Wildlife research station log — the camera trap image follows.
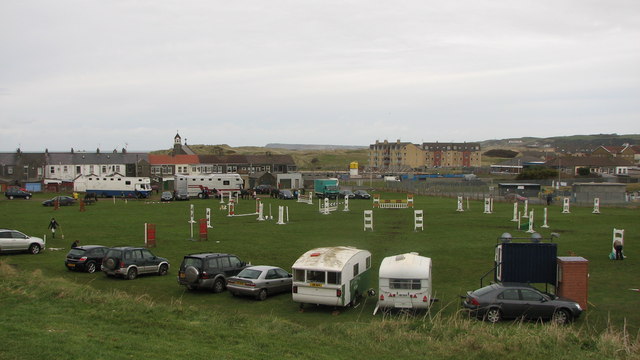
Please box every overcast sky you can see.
[1,1,638,152]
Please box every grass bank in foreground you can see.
[1,263,637,360]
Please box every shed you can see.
[572,182,626,205]
[498,183,542,198]
[276,173,303,189]
[557,256,589,310]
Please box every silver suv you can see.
[102,247,170,280]
[0,229,45,254]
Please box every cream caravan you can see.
[374,252,432,314]
[292,246,372,308]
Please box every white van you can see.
[375,252,432,314]
[292,246,372,308]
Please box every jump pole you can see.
[511,202,518,222]
[206,208,212,228]
[541,207,550,228]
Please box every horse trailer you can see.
[292,246,372,308]
[174,174,244,198]
[375,252,432,314]
[73,175,152,198]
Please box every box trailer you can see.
[73,175,152,198]
[174,174,244,198]
[292,246,372,308]
[375,252,432,314]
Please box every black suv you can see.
[177,253,247,292]
[4,187,32,200]
[102,247,170,280]
[65,245,109,273]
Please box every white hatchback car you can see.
[0,229,46,254]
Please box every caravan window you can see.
[294,269,305,281]
[327,271,341,285]
[389,279,421,290]
[307,270,325,283]
[125,181,131,185]
[353,264,359,276]
[366,256,371,269]
[223,180,230,185]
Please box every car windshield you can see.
[237,269,262,279]
[68,248,86,256]
[181,257,203,269]
[473,284,499,296]
[105,249,122,258]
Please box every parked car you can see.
[5,187,32,200]
[462,282,582,324]
[42,196,76,207]
[353,190,371,199]
[339,189,356,199]
[278,189,294,200]
[160,191,174,202]
[101,247,170,280]
[177,253,247,292]
[65,245,109,273]
[227,266,293,300]
[0,229,45,254]
[175,190,189,201]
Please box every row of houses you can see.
[368,140,482,171]
[0,134,297,190]
[490,144,640,177]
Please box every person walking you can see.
[48,217,60,239]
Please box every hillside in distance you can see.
[152,134,639,170]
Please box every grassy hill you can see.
[1,192,639,359]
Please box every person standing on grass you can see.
[48,217,59,239]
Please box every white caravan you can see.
[174,174,244,198]
[73,175,152,198]
[374,252,432,314]
[292,246,372,308]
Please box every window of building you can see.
[50,166,55,174]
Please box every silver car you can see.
[0,229,45,254]
[227,266,292,301]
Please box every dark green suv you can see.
[102,247,170,280]
[177,253,247,292]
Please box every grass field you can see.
[1,192,639,359]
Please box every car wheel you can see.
[198,193,203,199]
[126,267,138,280]
[86,261,97,274]
[158,264,168,276]
[8,195,14,200]
[186,284,196,291]
[552,309,571,325]
[257,289,268,301]
[28,244,41,255]
[212,278,225,293]
[25,195,31,200]
[485,308,501,323]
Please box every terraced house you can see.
[368,140,482,171]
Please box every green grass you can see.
[1,192,639,358]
